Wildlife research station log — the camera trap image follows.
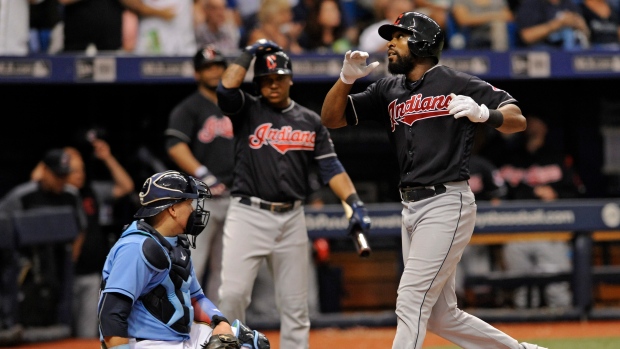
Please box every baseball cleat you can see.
[520,342,548,349]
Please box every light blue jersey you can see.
[99,221,205,341]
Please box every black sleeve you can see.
[216,82,246,115]
[99,292,133,338]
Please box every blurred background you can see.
[2,0,620,345]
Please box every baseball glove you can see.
[202,334,241,349]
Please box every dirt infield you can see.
[9,320,620,349]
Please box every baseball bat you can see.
[341,200,372,258]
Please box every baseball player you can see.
[97,170,269,349]
[321,11,546,349]
[215,39,371,349]
[165,46,234,304]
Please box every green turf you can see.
[425,337,620,348]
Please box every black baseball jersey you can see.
[221,92,339,202]
[165,91,234,187]
[346,65,517,187]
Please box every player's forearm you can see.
[496,104,526,134]
[327,172,357,202]
[168,143,203,176]
[221,64,247,89]
[221,51,252,88]
[321,80,352,128]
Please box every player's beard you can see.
[200,81,218,92]
[388,52,415,75]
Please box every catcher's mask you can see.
[378,11,445,62]
[134,170,211,248]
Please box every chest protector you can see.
[123,222,194,334]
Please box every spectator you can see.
[451,0,514,50]
[164,46,233,304]
[97,170,269,349]
[500,115,582,309]
[195,0,241,55]
[580,0,620,49]
[29,0,62,54]
[30,139,135,338]
[0,0,34,55]
[0,148,87,344]
[59,0,175,53]
[216,40,371,349]
[414,0,453,31]
[515,0,590,49]
[133,0,196,55]
[298,0,353,53]
[358,0,414,53]
[245,0,304,54]
[122,8,139,53]
[227,0,261,50]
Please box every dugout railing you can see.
[289,198,620,329]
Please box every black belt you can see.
[237,196,300,213]
[400,184,446,202]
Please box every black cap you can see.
[193,46,227,71]
[42,148,71,177]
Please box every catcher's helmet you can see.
[193,46,227,71]
[253,51,293,80]
[134,170,211,219]
[378,11,445,61]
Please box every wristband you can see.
[340,72,355,85]
[195,165,208,178]
[345,193,362,207]
[486,109,504,128]
[234,51,254,70]
[210,315,230,329]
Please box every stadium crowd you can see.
[1,0,619,56]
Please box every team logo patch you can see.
[249,123,316,154]
[266,55,277,70]
[388,94,452,131]
[198,115,234,143]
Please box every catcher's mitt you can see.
[202,334,241,349]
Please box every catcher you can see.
[97,170,269,349]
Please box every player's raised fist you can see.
[340,50,380,84]
[244,39,282,57]
[448,93,489,123]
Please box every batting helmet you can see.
[378,11,445,61]
[253,51,293,80]
[193,46,227,71]
[134,170,211,219]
